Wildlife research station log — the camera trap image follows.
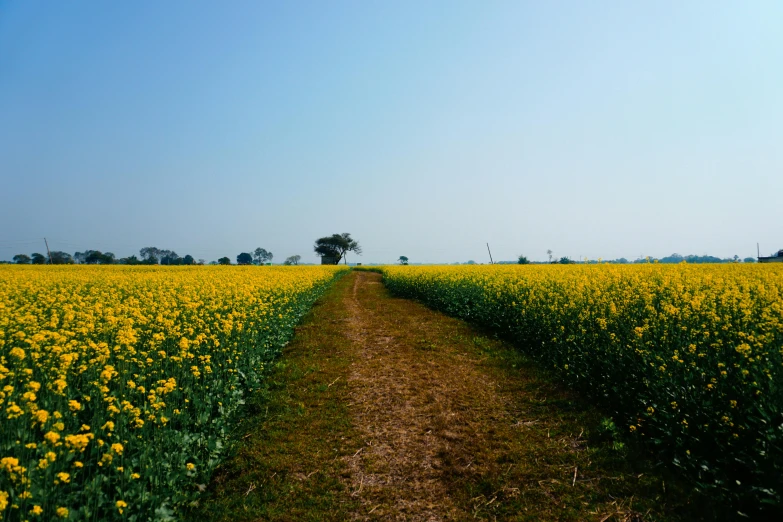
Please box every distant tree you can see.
[744,257,756,263]
[465,260,476,265]
[547,249,553,263]
[183,255,195,265]
[31,253,46,264]
[253,248,273,265]
[283,255,301,265]
[517,255,530,265]
[140,247,161,264]
[217,257,231,265]
[80,250,113,264]
[159,250,180,265]
[120,255,141,265]
[50,251,73,264]
[85,250,103,264]
[398,256,409,265]
[237,252,253,265]
[314,233,361,265]
[198,259,206,265]
[558,256,573,264]
[13,254,31,264]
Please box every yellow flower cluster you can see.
[381,263,783,508]
[0,264,346,519]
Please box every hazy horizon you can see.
[2,1,781,264]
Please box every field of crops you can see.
[381,264,783,514]
[0,265,347,521]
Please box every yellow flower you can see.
[186,462,195,470]
[116,499,128,514]
[44,431,60,444]
[33,410,49,425]
[0,457,19,472]
[56,507,69,518]
[30,504,43,516]
[55,472,70,484]
[65,434,91,452]
[0,491,9,511]
[111,443,123,455]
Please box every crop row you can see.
[0,265,347,521]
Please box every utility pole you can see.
[486,243,494,264]
[757,243,760,259]
[44,238,52,264]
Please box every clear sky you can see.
[1,0,781,264]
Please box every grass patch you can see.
[187,275,362,521]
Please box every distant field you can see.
[380,263,783,515]
[0,265,347,520]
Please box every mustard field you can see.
[381,263,783,513]
[0,265,347,520]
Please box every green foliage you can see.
[253,248,273,265]
[49,251,73,264]
[314,233,361,265]
[517,255,530,265]
[217,257,231,265]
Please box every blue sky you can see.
[1,0,781,263]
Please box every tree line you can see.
[8,232,362,266]
[515,252,757,265]
[9,246,285,266]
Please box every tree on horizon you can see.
[314,233,361,265]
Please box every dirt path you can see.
[196,271,694,522]
[342,271,521,519]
